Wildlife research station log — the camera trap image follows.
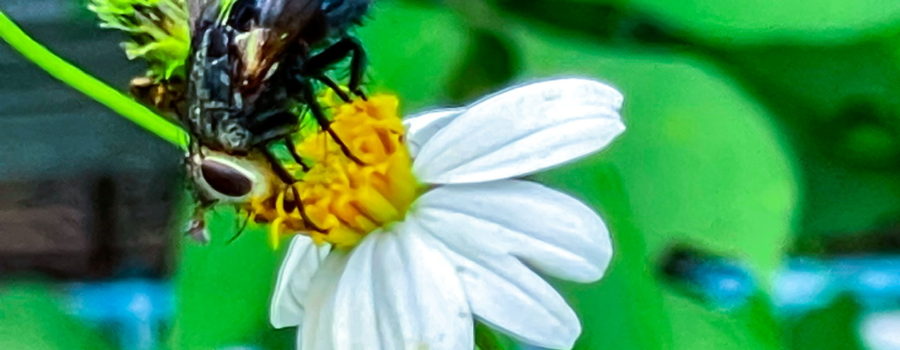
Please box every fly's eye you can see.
[200,159,254,197]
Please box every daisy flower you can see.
[266,78,625,349]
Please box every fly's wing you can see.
[218,0,322,97]
[257,0,322,30]
[183,0,323,141]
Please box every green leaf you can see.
[447,28,520,103]
[566,0,900,44]
[713,40,900,241]
[0,283,114,350]
[358,0,469,111]
[786,296,865,350]
[169,207,294,350]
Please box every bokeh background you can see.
[1,0,900,349]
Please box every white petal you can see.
[300,250,349,350]
[409,180,611,348]
[328,233,381,349]
[862,311,900,350]
[423,231,581,349]
[403,108,463,157]
[330,225,474,350]
[413,78,625,184]
[270,235,331,328]
[414,180,612,282]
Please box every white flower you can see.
[270,78,625,349]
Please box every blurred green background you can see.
[2,0,900,349]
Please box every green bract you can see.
[89,0,190,80]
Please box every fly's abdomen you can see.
[187,25,253,153]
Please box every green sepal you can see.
[89,0,190,81]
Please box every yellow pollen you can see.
[249,95,419,249]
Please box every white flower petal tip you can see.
[436,248,583,349]
[413,78,626,184]
[415,180,613,283]
[270,235,330,329]
[410,180,611,348]
[403,108,463,157]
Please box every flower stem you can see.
[0,9,189,150]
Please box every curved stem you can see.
[0,9,189,150]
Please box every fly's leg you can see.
[185,198,214,244]
[226,212,253,244]
[248,118,311,173]
[298,80,364,164]
[262,147,325,232]
[227,138,311,243]
[246,112,311,175]
[315,74,351,103]
[301,36,367,99]
[286,37,365,163]
[185,140,213,244]
[288,184,321,232]
[247,111,298,145]
[284,136,311,172]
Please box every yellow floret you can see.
[249,95,420,249]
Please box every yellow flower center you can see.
[250,95,419,249]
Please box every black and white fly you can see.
[93,0,374,241]
[183,0,373,240]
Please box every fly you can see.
[183,0,373,241]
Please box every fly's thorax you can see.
[185,24,244,153]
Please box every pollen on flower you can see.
[249,95,420,249]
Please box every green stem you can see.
[0,9,189,150]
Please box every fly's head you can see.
[186,147,275,205]
[182,146,278,243]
